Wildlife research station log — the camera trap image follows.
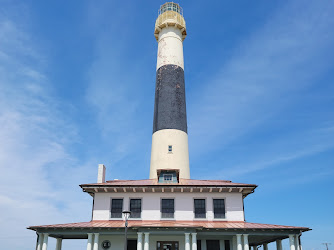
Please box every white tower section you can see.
[150,3,190,179]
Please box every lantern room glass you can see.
[159,2,183,16]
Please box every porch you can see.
[28,220,310,250]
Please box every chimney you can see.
[97,164,106,183]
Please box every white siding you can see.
[93,192,244,221]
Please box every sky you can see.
[0,0,333,249]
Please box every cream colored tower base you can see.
[150,129,190,179]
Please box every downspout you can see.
[91,193,95,221]
[242,197,245,221]
[242,189,255,222]
[35,231,39,250]
[298,232,302,250]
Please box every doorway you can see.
[127,240,137,250]
[206,240,220,250]
[157,241,179,250]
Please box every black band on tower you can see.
[153,64,187,134]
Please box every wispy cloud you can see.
[218,126,334,179]
[188,0,334,155]
[83,1,154,178]
[0,7,91,250]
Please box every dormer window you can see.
[168,145,173,153]
[157,170,179,183]
[163,174,173,182]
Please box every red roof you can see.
[80,179,257,187]
[28,220,309,231]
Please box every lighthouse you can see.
[149,2,190,179]
[29,4,311,249]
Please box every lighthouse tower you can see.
[149,2,190,179]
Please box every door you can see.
[206,240,220,250]
[127,240,137,250]
[157,241,179,250]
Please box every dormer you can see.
[157,169,179,183]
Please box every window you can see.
[158,170,178,183]
[168,145,172,153]
[164,174,173,182]
[213,199,225,218]
[130,199,141,218]
[110,199,123,218]
[161,199,174,218]
[194,199,206,218]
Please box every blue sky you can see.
[0,0,333,249]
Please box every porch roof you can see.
[28,220,310,232]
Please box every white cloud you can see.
[83,3,154,177]
[218,126,334,179]
[188,0,334,155]
[0,10,91,250]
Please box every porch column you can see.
[185,233,190,250]
[289,235,296,250]
[144,233,150,250]
[295,235,300,250]
[93,233,99,250]
[243,235,249,250]
[236,235,242,250]
[137,232,143,250]
[87,233,93,250]
[55,238,62,250]
[42,233,49,250]
[232,236,237,250]
[201,239,207,250]
[192,233,197,250]
[276,240,282,250]
[37,233,44,250]
[263,243,268,250]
